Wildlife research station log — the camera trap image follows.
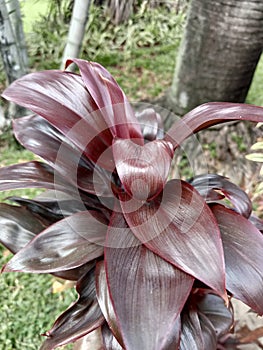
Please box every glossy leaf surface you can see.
[105,211,193,350]
[166,102,263,149]
[120,179,226,297]
[2,70,113,166]
[0,203,45,253]
[67,59,143,142]
[189,174,252,218]
[135,108,164,141]
[180,306,217,350]
[96,261,124,348]
[40,266,104,350]
[0,161,74,194]
[211,204,263,315]
[113,138,173,200]
[14,115,112,196]
[8,196,85,223]
[3,211,107,273]
[197,293,233,338]
[101,322,124,350]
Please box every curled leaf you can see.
[166,102,263,149]
[189,174,252,218]
[113,138,173,200]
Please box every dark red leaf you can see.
[104,211,193,350]
[0,161,75,194]
[2,70,114,167]
[165,102,263,149]
[52,262,95,281]
[136,108,164,141]
[211,204,263,315]
[40,266,104,350]
[8,196,86,224]
[3,211,107,273]
[179,307,203,350]
[13,115,112,196]
[180,306,217,350]
[96,261,124,348]
[120,179,226,298]
[189,174,252,218]
[0,203,45,254]
[197,293,233,338]
[113,138,173,200]
[249,214,263,233]
[101,321,124,350]
[67,59,143,142]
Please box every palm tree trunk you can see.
[106,0,135,24]
[167,0,263,116]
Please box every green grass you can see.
[0,245,76,350]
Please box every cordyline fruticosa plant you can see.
[1,59,263,350]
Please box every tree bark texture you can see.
[5,0,28,69]
[0,0,29,121]
[167,0,263,115]
[106,0,135,24]
[0,0,28,83]
[60,0,91,70]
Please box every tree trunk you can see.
[0,0,29,121]
[106,0,135,24]
[167,0,263,116]
[5,0,28,69]
[0,0,28,83]
[60,0,91,71]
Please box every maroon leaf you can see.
[40,266,104,350]
[120,179,226,298]
[8,196,86,224]
[179,307,203,350]
[249,214,263,233]
[211,204,263,315]
[67,59,143,142]
[3,211,107,273]
[2,70,114,167]
[101,323,124,350]
[52,262,95,281]
[197,293,233,338]
[113,138,173,200]
[13,115,112,196]
[136,108,164,141]
[0,203,45,254]
[165,102,263,149]
[189,174,252,218]
[96,261,124,348]
[0,161,75,194]
[104,211,193,350]
[180,306,217,350]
